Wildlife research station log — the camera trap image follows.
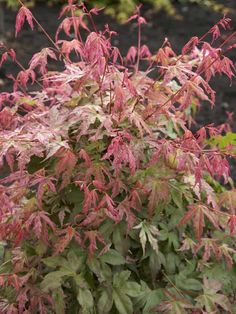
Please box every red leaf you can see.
[84,230,105,258]
[102,133,136,175]
[228,215,236,235]
[25,211,55,239]
[179,204,219,240]
[79,149,91,166]
[55,149,77,177]
[54,226,75,255]
[15,6,34,37]
[0,107,14,130]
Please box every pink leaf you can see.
[0,52,8,67]
[126,46,137,63]
[29,48,57,75]
[140,45,151,58]
[15,6,34,37]
[228,215,236,235]
[182,36,199,55]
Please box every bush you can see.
[0,2,236,313]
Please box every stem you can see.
[162,271,186,298]
[135,21,141,74]
[17,0,67,61]
[1,43,43,89]
[81,2,98,33]
[71,9,78,41]
[0,260,11,272]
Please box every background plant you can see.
[0,0,231,20]
[0,1,236,313]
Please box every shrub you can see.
[0,1,236,313]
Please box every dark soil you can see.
[0,0,236,177]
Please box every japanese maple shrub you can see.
[0,1,236,313]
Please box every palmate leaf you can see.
[15,6,34,36]
[219,189,236,212]
[112,271,142,314]
[175,273,202,291]
[113,289,133,314]
[100,249,126,265]
[97,289,113,314]
[77,288,94,312]
[52,288,66,314]
[196,278,232,313]
[178,203,219,240]
[133,221,159,255]
[40,269,73,292]
[156,299,194,314]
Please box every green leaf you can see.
[167,232,180,249]
[77,288,94,310]
[40,270,72,292]
[176,276,202,291]
[52,288,66,314]
[87,258,112,282]
[143,289,164,313]
[208,132,236,150]
[149,251,163,281]
[99,220,115,241]
[67,250,84,272]
[196,294,216,312]
[64,184,84,205]
[171,187,183,209]
[184,278,202,291]
[73,273,88,289]
[97,289,113,314]
[133,221,159,255]
[113,224,129,255]
[140,227,147,255]
[42,256,66,268]
[165,252,179,274]
[87,257,101,276]
[113,271,131,288]
[35,240,47,256]
[123,282,141,297]
[0,242,6,262]
[113,288,133,314]
[100,249,126,265]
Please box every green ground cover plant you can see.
[0,1,236,313]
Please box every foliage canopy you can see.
[0,1,236,313]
